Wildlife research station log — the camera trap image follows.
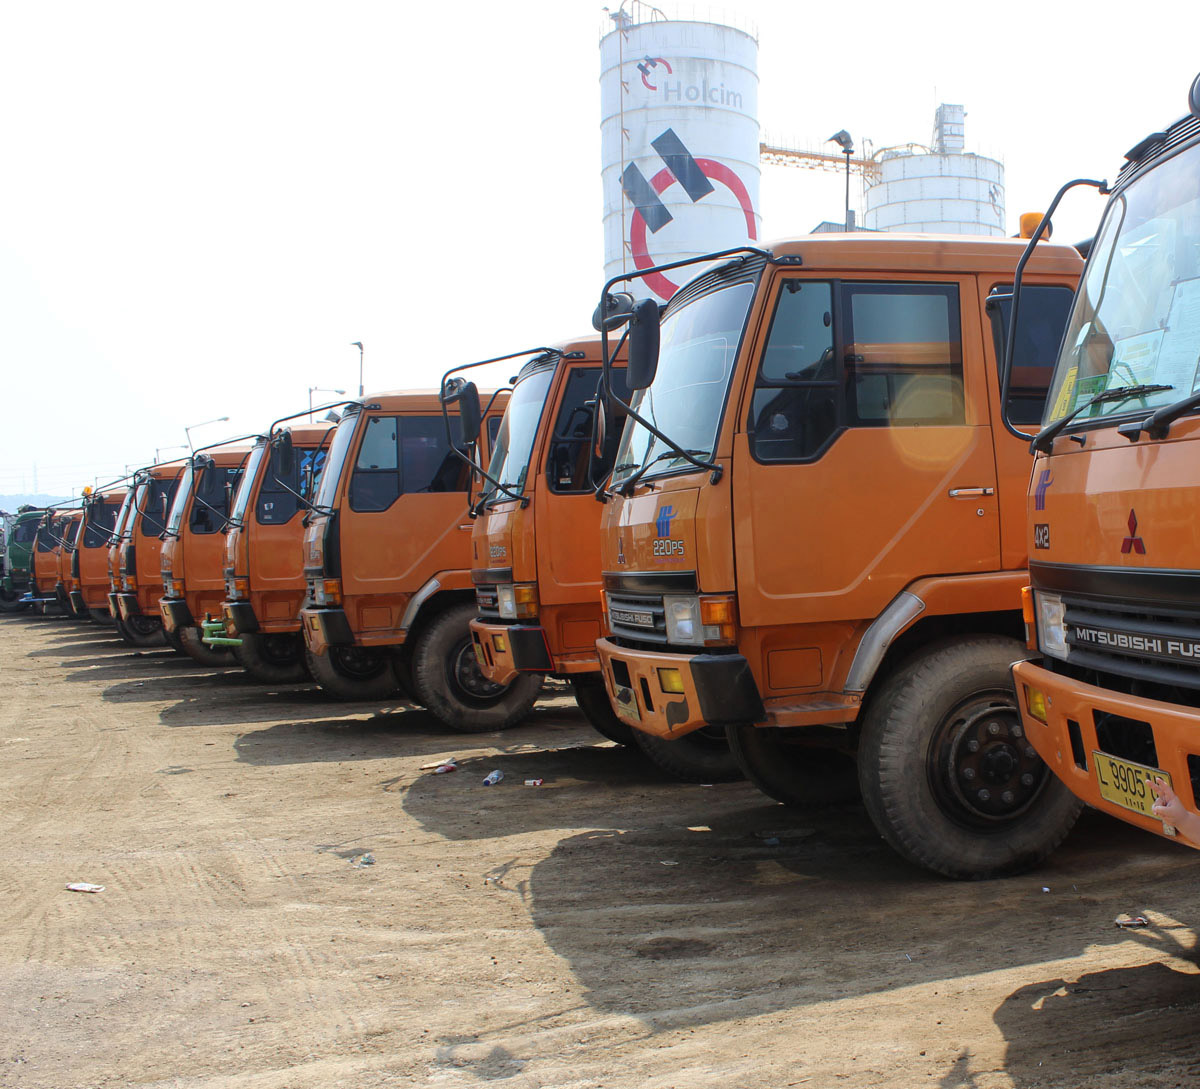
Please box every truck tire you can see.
[233,632,308,684]
[393,650,422,706]
[304,645,399,701]
[118,613,167,648]
[178,624,236,667]
[571,676,636,746]
[857,635,1083,880]
[0,587,30,613]
[632,726,743,783]
[727,725,859,806]
[412,602,541,732]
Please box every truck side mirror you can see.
[592,291,635,332]
[274,431,295,475]
[626,297,661,390]
[456,381,482,445]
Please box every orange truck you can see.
[216,418,335,682]
[1012,76,1200,849]
[111,460,186,647]
[26,508,77,614]
[56,509,85,616]
[448,337,740,779]
[70,484,128,622]
[593,232,1085,878]
[298,390,543,730]
[159,442,254,664]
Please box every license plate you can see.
[612,682,640,724]
[1093,751,1171,819]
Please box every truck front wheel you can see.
[118,613,167,648]
[0,586,30,613]
[412,602,541,732]
[857,635,1082,880]
[179,624,236,667]
[727,725,859,806]
[234,632,309,684]
[571,676,636,746]
[632,726,743,783]
[304,645,399,700]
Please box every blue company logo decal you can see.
[1033,469,1054,512]
[655,505,676,537]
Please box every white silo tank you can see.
[600,12,761,302]
[864,104,1005,237]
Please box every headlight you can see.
[1036,591,1068,660]
[664,594,736,647]
[497,583,538,620]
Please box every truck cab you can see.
[1013,82,1200,849]
[159,443,252,664]
[54,511,84,615]
[218,420,334,682]
[299,390,542,731]
[112,460,186,647]
[595,233,1084,878]
[28,510,75,613]
[71,485,127,622]
[1,507,43,612]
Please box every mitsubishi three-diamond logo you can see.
[1121,508,1146,555]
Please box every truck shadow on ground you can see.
[405,746,1200,1032]
[232,703,609,766]
[993,929,1200,1086]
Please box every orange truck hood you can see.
[599,484,700,577]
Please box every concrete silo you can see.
[600,6,761,301]
[865,104,1006,236]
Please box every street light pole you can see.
[351,341,364,397]
[307,386,347,422]
[827,129,855,232]
[184,416,230,451]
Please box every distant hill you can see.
[0,494,72,514]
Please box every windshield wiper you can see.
[1030,383,1175,453]
[616,448,709,496]
[1117,384,1200,442]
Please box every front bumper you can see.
[1013,658,1200,843]
[115,593,140,620]
[222,600,259,635]
[68,590,87,614]
[300,606,355,653]
[595,637,766,739]
[159,596,194,633]
[470,619,553,685]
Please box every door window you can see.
[349,415,466,512]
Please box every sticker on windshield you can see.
[1158,278,1200,392]
[1049,365,1077,422]
[1108,330,1164,389]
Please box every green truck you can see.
[1,507,43,612]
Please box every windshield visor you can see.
[484,367,554,501]
[1046,140,1200,426]
[612,279,755,484]
[313,407,360,511]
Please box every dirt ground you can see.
[2,612,1199,1089]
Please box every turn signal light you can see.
[1020,585,1036,650]
[233,577,250,596]
[1025,685,1048,723]
[322,578,343,606]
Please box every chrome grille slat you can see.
[607,590,668,644]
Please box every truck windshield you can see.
[113,490,135,541]
[82,500,119,548]
[1045,140,1200,427]
[13,519,39,545]
[230,443,267,525]
[314,406,360,511]
[612,278,756,485]
[484,366,555,501]
[139,476,179,536]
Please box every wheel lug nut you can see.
[1002,790,1014,803]
[1021,773,1034,786]
[978,789,991,801]
[1012,725,1024,738]
[988,721,1001,736]
[967,739,980,753]
[962,767,976,780]
[1025,745,1038,759]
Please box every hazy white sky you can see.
[2,0,1197,494]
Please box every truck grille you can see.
[606,590,667,644]
[1063,595,1200,691]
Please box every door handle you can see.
[948,487,995,498]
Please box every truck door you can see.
[732,274,1001,642]
[339,413,470,624]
